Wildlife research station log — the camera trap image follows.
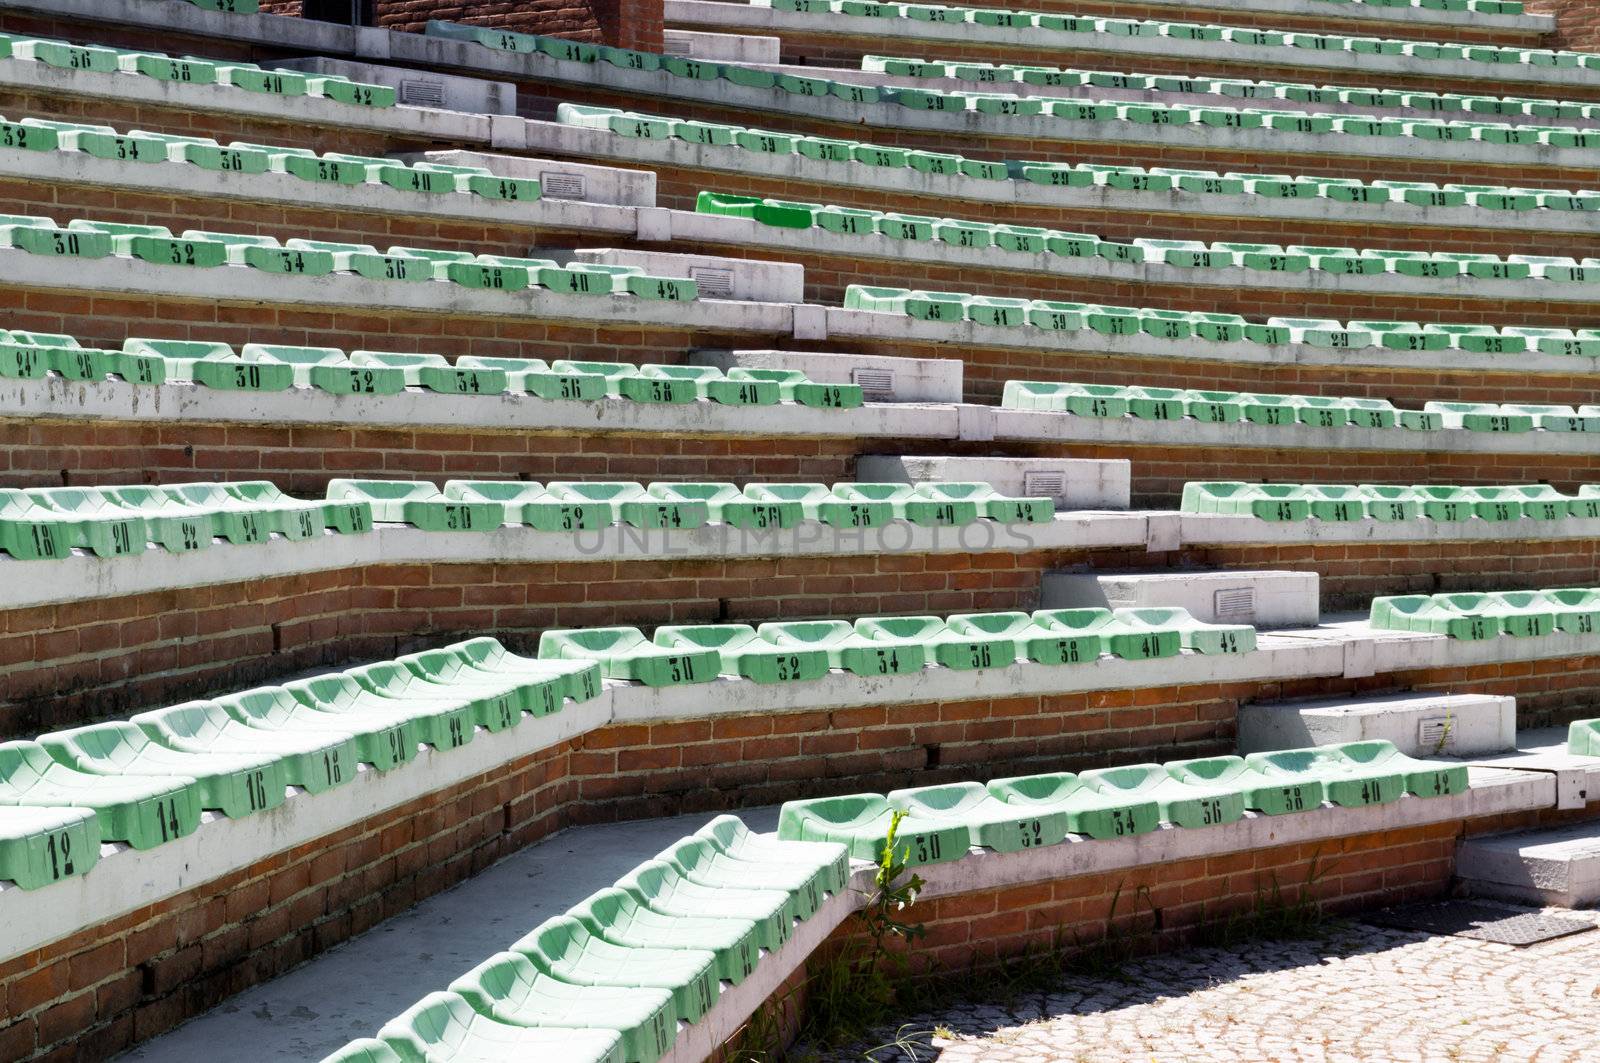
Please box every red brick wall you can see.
[1528,0,1600,51]
[255,0,663,49]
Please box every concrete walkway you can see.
[121,806,780,1062]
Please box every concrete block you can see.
[275,56,516,115]
[1041,569,1319,627]
[853,455,1130,511]
[662,29,780,64]
[413,149,656,206]
[689,349,960,403]
[1457,824,1600,907]
[1238,692,1516,757]
[560,248,803,303]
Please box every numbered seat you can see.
[666,829,842,920]
[448,951,676,1063]
[347,351,507,395]
[1244,746,1404,807]
[539,627,718,687]
[641,365,780,406]
[1567,718,1600,756]
[68,221,229,268]
[39,722,284,819]
[215,685,417,774]
[1168,755,1323,816]
[653,624,829,684]
[620,857,794,951]
[122,338,289,391]
[286,672,473,754]
[756,619,928,676]
[943,611,1082,666]
[445,636,603,704]
[282,239,432,280]
[646,483,803,529]
[777,792,969,866]
[1077,763,1246,830]
[542,482,709,530]
[226,480,371,535]
[166,482,316,542]
[186,233,335,277]
[889,781,1069,853]
[1533,589,1600,633]
[1333,740,1466,798]
[325,480,502,532]
[0,740,200,849]
[742,484,893,528]
[1181,482,1311,521]
[0,805,100,889]
[392,647,553,730]
[854,615,1017,671]
[548,361,694,404]
[723,368,863,409]
[568,886,761,985]
[832,482,979,526]
[22,487,147,557]
[94,486,217,553]
[1026,608,1123,661]
[132,700,356,795]
[343,663,481,750]
[377,991,623,1063]
[912,482,1053,523]
[455,356,608,401]
[512,916,720,1023]
[1423,402,1534,433]
[985,771,1160,840]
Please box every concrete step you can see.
[1041,568,1318,627]
[1458,823,1600,908]
[690,348,961,403]
[562,248,804,303]
[277,56,516,114]
[855,454,1130,510]
[1240,692,1516,758]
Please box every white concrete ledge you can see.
[665,0,1581,89]
[1178,513,1600,544]
[0,512,1147,611]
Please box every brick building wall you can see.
[1528,0,1600,51]
[255,0,663,50]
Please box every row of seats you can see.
[846,285,1600,356]
[1183,482,1600,522]
[1371,588,1600,638]
[697,192,1593,286]
[0,331,858,407]
[863,54,1599,122]
[4,116,539,201]
[536,608,1257,687]
[0,33,388,107]
[1568,719,1600,755]
[1004,382,1600,426]
[559,88,1600,161]
[0,210,698,299]
[330,478,1054,532]
[0,639,598,886]
[0,481,369,561]
[564,104,1600,220]
[323,816,850,1063]
[779,739,1468,863]
[751,0,1558,67]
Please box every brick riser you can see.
[7,544,1600,736]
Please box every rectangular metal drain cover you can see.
[1363,901,1594,945]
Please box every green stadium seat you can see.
[675,823,846,916]
[778,792,969,866]
[120,337,291,392]
[22,487,147,557]
[1031,607,1150,660]
[225,480,370,535]
[742,484,893,528]
[319,1040,403,1063]
[854,614,1017,670]
[132,700,356,795]
[0,740,199,849]
[392,647,555,730]
[912,482,1052,523]
[640,365,781,406]
[1370,591,1553,639]
[1244,745,1403,807]
[347,351,507,395]
[1339,740,1468,798]
[620,857,794,950]
[944,611,1095,665]
[216,685,417,774]
[757,619,928,676]
[184,232,335,276]
[1167,755,1323,815]
[514,915,719,1023]
[456,356,609,401]
[1423,402,1534,432]
[95,486,216,553]
[39,722,284,819]
[377,992,624,1063]
[0,805,100,889]
[446,636,601,704]
[550,362,693,404]
[889,780,1069,852]
[240,343,405,394]
[286,671,473,754]
[168,481,317,541]
[568,886,760,985]
[449,951,676,1063]
[283,240,432,280]
[544,481,708,529]
[1567,718,1600,756]
[325,480,502,531]
[540,626,717,687]
[985,771,1159,839]
[1501,404,1599,433]
[1182,482,1312,521]
[1503,328,1600,358]
[1535,589,1600,633]
[1077,763,1246,829]
[653,624,829,684]
[832,482,979,525]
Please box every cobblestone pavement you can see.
[806,916,1600,1063]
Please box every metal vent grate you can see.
[851,368,895,397]
[540,172,587,200]
[689,267,734,299]
[1365,901,1594,946]
[398,78,444,108]
[1213,587,1256,623]
[1022,471,1066,499]
[662,35,694,56]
